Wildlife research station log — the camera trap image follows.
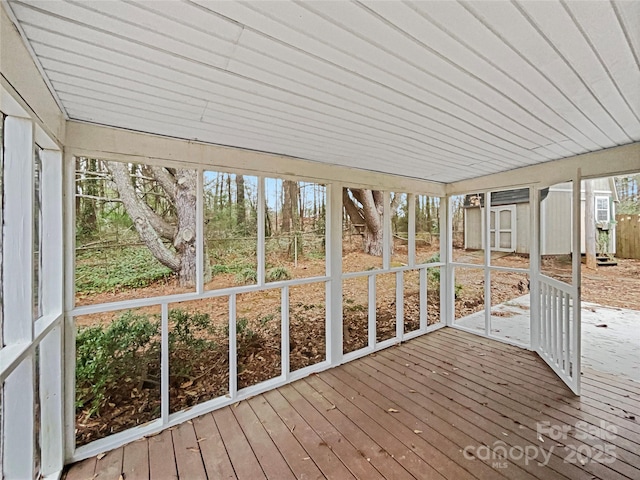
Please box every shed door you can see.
[489,206,516,252]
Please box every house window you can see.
[595,196,609,223]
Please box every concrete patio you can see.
[456,295,640,382]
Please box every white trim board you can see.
[447,142,640,194]
[64,121,447,196]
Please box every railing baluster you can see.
[546,284,551,353]
[556,290,563,368]
[540,282,549,352]
[550,287,556,362]
[564,292,570,375]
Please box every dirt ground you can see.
[74,243,640,445]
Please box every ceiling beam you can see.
[447,142,640,194]
[65,120,446,196]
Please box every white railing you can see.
[537,275,580,394]
[341,263,445,363]
[69,260,446,462]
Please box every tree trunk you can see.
[174,170,199,286]
[364,226,383,256]
[106,161,181,272]
[282,180,300,232]
[236,175,246,233]
[585,180,597,270]
[343,188,385,256]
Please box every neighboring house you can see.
[464,179,618,255]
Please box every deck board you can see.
[172,421,207,480]
[148,429,177,480]
[192,413,236,480]
[425,331,640,445]
[232,400,295,480]
[263,389,357,479]
[305,373,438,479]
[247,395,325,480]
[64,456,96,480]
[292,380,416,480]
[278,382,386,480]
[94,447,123,480]
[65,328,640,479]
[213,406,267,480]
[122,439,149,480]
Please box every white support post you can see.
[530,187,540,351]
[38,148,64,476]
[161,303,169,423]
[257,176,265,286]
[368,274,376,348]
[572,171,582,394]
[40,149,64,316]
[281,286,290,381]
[442,196,453,326]
[39,324,63,476]
[396,271,403,341]
[408,194,416,268]
[196,169,204,294]
[419,267,427,331]
[63,153,76,461]
[229,294,238,399]
[484,193,492,337]
[383,191,391,270]
[325,184,343,365]
[2,115,35,480]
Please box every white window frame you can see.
[595,195,610,223]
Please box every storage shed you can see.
[464,179,618,255]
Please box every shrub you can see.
[168,309,219,380]
[76,310,160,416]
[168,309,217,353]
[235,266,258,284]
[76,308,224,417]
[211,264,232,275]
[424,253,463,298]
[267,267,291,282]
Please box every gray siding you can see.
[541,190,572,255]
[516,203,530,254]
[465,208,483,250]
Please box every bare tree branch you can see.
[75,194,122,203]
[149,166,177,203]
[343,188,365,224]
[106,161,180,271]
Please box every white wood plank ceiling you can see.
[7,0,640,183]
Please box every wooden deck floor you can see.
[65,328,640,480]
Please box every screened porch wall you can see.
[65,155,449,462]
[0,110,64,479]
